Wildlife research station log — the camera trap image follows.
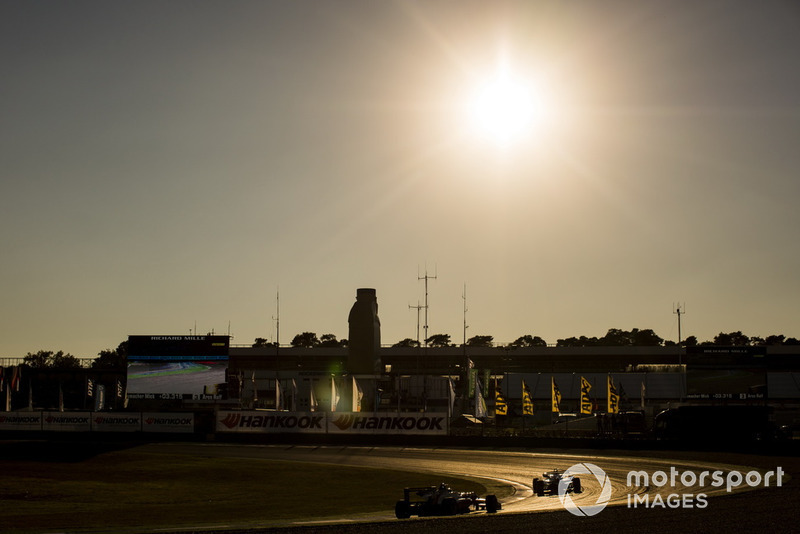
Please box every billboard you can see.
[92,413,142,432]
[327,412,448,435]
[215,410,449,435]
[142,413,195,433]
[43,412,91,432]
[216,411,325,434]
[0,412,43,431]
[127,335,229,401]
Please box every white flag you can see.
[641,381,646,410]
[474,378,487,419]
[310,382,319,412]
[448,378,456,417]
[352,376,363,412]
[331,377,339,412]
[290,379,297,412]
[275,378,283,411]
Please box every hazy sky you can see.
[2,1,799,358]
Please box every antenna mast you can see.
[462,283,469,346]
[673,302,685,345]
[418,265,437,347]
[673,302,686,365]
[409,301,423,346]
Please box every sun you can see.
[467,67,545,148]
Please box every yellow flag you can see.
[551,377,561,413]
[495,384,508,416]
[608,375,620,414]
[580,376,592,415]
[522,380,534,416]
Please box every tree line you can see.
[261,328,800,349]
[14,329,799,371]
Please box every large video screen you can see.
[127,336,229,400]
[685,346,767,401]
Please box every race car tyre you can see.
[486,494,500,513]
[573,477,582,494]
[395,500,411,519]
[533,478,545,497]
[442,498,458,516]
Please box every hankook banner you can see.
[0,412,43,431]
[215,411,449,435]
[142,412,194,433]
[92,413,142,432]
[327,412,448,435]
[43,411,91,432]
[0,412,194,433]
[216,411,325,433]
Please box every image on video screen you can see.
[127,360,227,397]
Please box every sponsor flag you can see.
[0,366,4,392]
[608,375,620,414]
[116,379,124,399]
[28,378,32,410]
[640,381,646,410]
[580,376,592,415]
[290,378,298,412]
[474,378,487,419]
[468,368,477,397]
[447,377,456,417]
[58,382,65,412]
[87,377,95,398]
[618,381,629,405]
[352,376,363,412]
[275,378,283,410]
[494,382,508,416]
[522,379,534,416]
[11,366,20,392]
[95,384,105,411]
[251,371,258,403]
[4,385,9,412]
[551,377,561,413]
[331,376,340,412]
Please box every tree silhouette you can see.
[393,338,420,348]
[425,334,452,347]
[252,338,277,348]
[92,341,128,370]
[291,332,320,348]
[319,334,347,347]
[24,350,83,369]
[509,335,547,347]
[714,331,750,346]
[466,335,494,347]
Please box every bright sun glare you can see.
[467,66,545,148]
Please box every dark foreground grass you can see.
[0,441,490,533]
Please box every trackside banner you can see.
[0,412,193,433]
[327,412,448,435]
[0,412,43,431]
[215,411,449,435]
[217,411,325,433]
[142,412,194,433]
[43,411,91,432]
[92,413,142,432]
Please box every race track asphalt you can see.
[152,443,799,534]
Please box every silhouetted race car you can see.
[532,469,582,497]
[395,483,501,518]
